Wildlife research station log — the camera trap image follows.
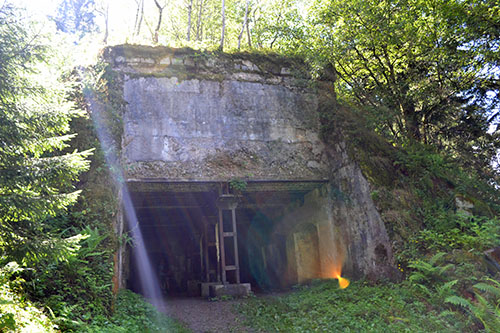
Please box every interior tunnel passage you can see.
[125,181,327,297]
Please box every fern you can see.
[445,295,472,310]
[474,294,500,332]
[428,252,447,266]
[437,263,454,276]
[409,252,453,283]
[474,280,500,298]
[408,271,426,284]
[438,310,457,318]
[414,283,432,297]
[446,279,500,333]
[476,294,495,316]
[436,279,458,298]
[409,252,457,302]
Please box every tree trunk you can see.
[402,102,422,142]
[269,10,283,49]
[246,11,252,48]
[252,8,261,48]
[219,0,225,51]
[187,0,193,41]
[238,0,250,50]
[196,0,204,40]
[153,0,167,44]
[96,1,109,44]
[103,7,109,44]
[134,0,145,36]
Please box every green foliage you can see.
[306,0,499,156]
[414,215,500,253]
[394,143,499,209]
[376,141,500,270]
[209,294,236,302]
[0,263,58,332]
[229,178,247,192]
[240,279,464,332]
[408,253,458,301]
[250,0,304,50]
[40,56,126,329]
[80,60,125,146]
[395,145,455,184]
[404,247,500,331]
[446,278,500,332]
[23,224,113,331]
[0,2,92,264]
[409,252,453,282]
[83,290,189,333]
[0,3,117,330]
[3,1,499,332]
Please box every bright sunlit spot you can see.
[330,265,350,289]
[336,274,350,289]
[325,240,350,289]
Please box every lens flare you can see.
[336,274,350,289]
[82,81,165,309]
[323,234,350,289]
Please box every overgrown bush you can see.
[22,223,113,331]
[0,262,58,332]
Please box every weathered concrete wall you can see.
[103,45,394,283]
[326,142,395,278]
[104,45,328,181]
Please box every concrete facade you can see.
[105,45,328,181]
[102,45,394,289]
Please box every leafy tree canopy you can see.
[302,0,499,172]
[52,0,99,38]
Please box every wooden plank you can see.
[199,235,204,280]
[218,207,226,284]
[203,218,209,282]
[215,223,221,283]
[232,208,241,284]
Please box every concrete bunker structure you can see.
[103,45,394,297]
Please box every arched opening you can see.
[292,223,321,283]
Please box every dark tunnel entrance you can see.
[127,190,215,296]
[126,181,326,297]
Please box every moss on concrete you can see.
[102,44,311,85]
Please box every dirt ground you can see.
[160,297,255,333]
